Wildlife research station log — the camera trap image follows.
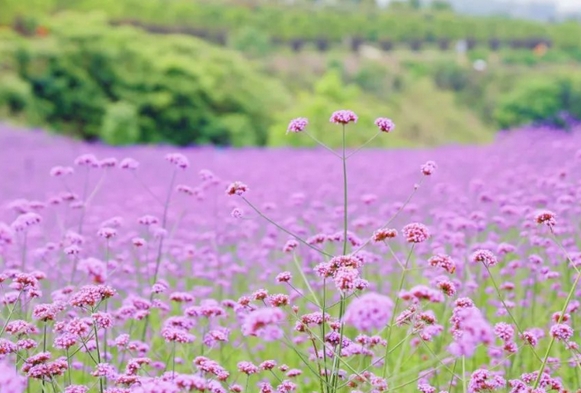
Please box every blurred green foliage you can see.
[495,76,581,129]
[268,68,493,148]
[0,13,290,146]
[2,0,581,146]
[2,0,581,50]
[429,59,581,130]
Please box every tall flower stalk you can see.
[232,111,399,393]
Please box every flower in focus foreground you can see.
[535,210,556,228]
[286,118,308,134]
[226,182,249,196]
[374,117,395,133]
[330,110,358,125]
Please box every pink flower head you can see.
[470,249,498,267]
[33,303,61,322]
[97,227,117,239]
[418,384,436,393]
[494,322,515,343]
[344,292,394,332]
[176,185,194,196]
[468,369,506,392]
[138,215,159,226]
[99,158,117,168]
[330,110,358,125]
[132,237,146,247]
[259,360,277,370]
[11,212,42,232]
[0,361,27,392]
[374,117,395,133]
[428,254,456,274]
[50,166,74,177]
[286,118,308,134]
[226,181,249,196]
[64,385,89,393]
[402,223,430,243]
[550,323,573,341]
[242,307,285,342]
[421,161,437,176]
[119,157,139,170]
[70,285,116,308]
[333,267,364,294]
[165,153,189,169]
[237,361,259,375]
[74,154,99,167]
[275,271,292,283]
[92,312,114,329]
[535,210,556,227]
[372,228,397,242]
[435,278,457,296]
[161,327,195,344]
[282,239,298,252]
[5,320,38,336]
[0,339,18,355]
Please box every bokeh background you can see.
[1,0,581,148]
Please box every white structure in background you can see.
[433,0,559,21]
[473,59,487,72]
[455,40,468,55]
[360,45,383,60]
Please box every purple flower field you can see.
[1,121,581,393]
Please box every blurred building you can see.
[379,0,569,22]
[443,0,558,21]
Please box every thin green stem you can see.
[78,167,90,234]
[42,322,47,390]
[330,294,347,391]
[321,280,330,393]
[420,340,462,380]
[304,130,342,158]
[382,244,414,379]
[462,356,467,393]
[448,359,458,393]
[241,197,332,257]
[161,169,177,229]
[21,231,28,272]
[172,340,177,379]
[66,349,72,385]
[93,320,104,393]
[0,290,23,336]
[550,228,581,275]
[142,169,177,341]
[485,264,543,363]
[342,124,348,256]
[310,338,325,393]
[352,178,425,256]
[70,254,80,285]
[533,271,581,388]
[132,172,164,205]
[292,253,321,307]
[345,131,380,159]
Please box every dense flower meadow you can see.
[1,117,581,393]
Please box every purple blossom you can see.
[330,110,358,125]
[286,118,308,133]
[374,117,395,133]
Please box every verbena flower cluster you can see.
[0,118,580,393]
